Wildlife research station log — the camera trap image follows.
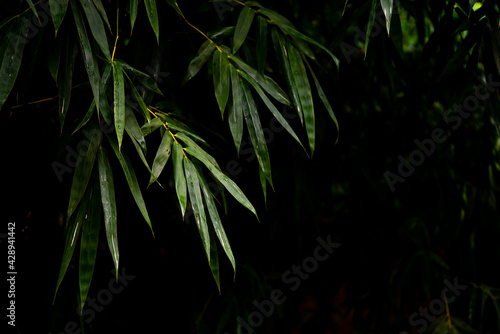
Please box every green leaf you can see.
[26,0,40,23]
[158,114,209,145]
[184,158,211,262]
[78,0,111,61]
[213,49,230,118]
[98,64,113,125]
[0,18,29,110]
[256,15,268,74]
[125,105,147,152]
[113,62,125,150]
[233,6,255,54]
[92,0,111,32]
[304,59,339,145]
[198,168,236,278]
[172,141,187,219]
[130,0,138,34]
[126,130,158,187]
[47,39,61,82]
[288,41,315,156]
[58,33,78,132]
[241,80,273,188]
[116,60,163,95]
[380,0,393,36]
[279,24,340,69]
[72,100,96,135]
[229,65,244,154]
[257,7,294,28]
[227,52,291,106]
[149,131,173,186]
[176,132,220,168]
[259,166,267,204]
[208,223,220,292]
[106,134,154,236]
[72,0,100,113]
[97,147,119,280]
[365,0,378,56]
[49,0,69,36]
[271,28,303,124]
[164,0,183,16]
[183,40,217,85]
[144,0,160,44]
[78,179,101,312]
[67,126,102,219]
[141,117,164,136]
[237,69,306,153]
[182,146,258,220]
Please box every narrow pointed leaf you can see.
[130,0,138,34]
[288,42,315,156]
[229,65,244,154]
[97,147,119,279]
[72,100,96,134]
[67,127,102,219]
[176,132,221,169]
[365,0,378,55]
[79,0,111,61]
[158,114,209,145]
[98,64,113,125]
[213,49,230,117]
[0,18,29,110]
[79,179,102,311]
[257,7,294,28]
[259,166,267,204]
[184,158,211,261]
[380,0,393,36]
[149,131,173,186]
[237,69,306,153]
[92,0,111,31]
[165,0,183,16]
[141,117,164,136]
[173,141,187,219]
[26,0,40,23]
[305,59,339,145]
[116,60,163,95]
[106,134,154,236]
[47,39,61,82]
[125,105,147,152]
[183,40,217,84]
[183,145,258,219]
[271,28,303,124]
[72,0,100,113]
[49,0,69,36]
[208,224,220,292]
[233,6,255,53]
[227,53,291,106]
[279,24,340,69]
[58,34,78,132]
[144,0,160,43]
[126,130,159,187]
[112,62,125,150]
[256,15,268,74]
[199,169,236,277]
[241,80,273,188]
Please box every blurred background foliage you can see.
[2,0,500,333]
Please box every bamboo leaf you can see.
[365,0,378,55]
[116,60,163,95]
[256,15,268,74]
[127,130,158,187]
[67,127,102,219]
[71,0,100,113]
[106,134,154,236]
[58,33,79,132]
[184,158,211,262]
[49,0,69,36]
[130,0,138,34]
[227,52,291,106]
[98,64,113,125]
[288,41,315,156]
[144,0,160,44]
[259,166,267,204]
[97,147,119,279]
[208,224,220,292]
[26,0,40,23]
[237,69,306,153]
[173,141,187,219]
[305,59,339,145]
[0,18,29,110]
[158,114,209,145]
[164,0,183,16]
[176,132,220,168]
[183,40,217,85]
[213,49,230,118]
[271,28,303,124]
[257,7,294,28]
[125,105,147,153]
[233,6,255,53]
[92,0,111,32]
[241,80,273,188]
[380,0,393,36]
[229,65,244,155]
[112,62,125,150]
[79,0,111,61]
[141,117,164,136]
[79,179,102,311]
[183,143,258,220]
[199,168,236,278]
[72,101,96,135]
[149,131,173,186]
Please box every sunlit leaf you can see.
[183,40,217,85]
[97,147,119,280]
[149,130,173,186]
[144,0,160,44]
[112,61,125,150]
[213,49,230,118]
[79,0,111,61]
[49,0,69,36]
[172,141,187,219]
[288,41,315,156]
[380,0,393,36]
[78,179,101,311]
[233,6,255,53]
[229,65,244,154]
[67,126,102,219]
